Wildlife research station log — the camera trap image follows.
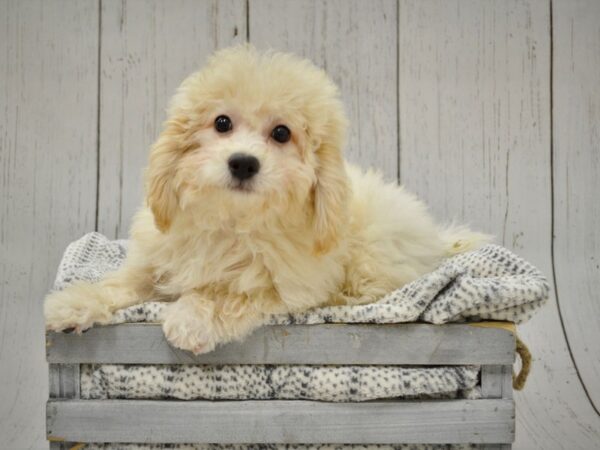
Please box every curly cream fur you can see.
[45,46,489,353]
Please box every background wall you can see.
[1,0,598,448]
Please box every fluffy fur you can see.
[45,46,489,354]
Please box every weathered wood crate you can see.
[46,323,515,449]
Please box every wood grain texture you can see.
[48,364,79,450]
[249,0,399,181]
[48,364,80,399]
[480,365,512,401]
[399,1,600,448]
[47,398,514,444]
[552,0,600,414]
[46,323,515,365]
[399,0,550,249]
[98,0,246,239]
[0,1,99,448]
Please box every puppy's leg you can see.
[333,254,399,306]
[162,292,279,354]
[161,293,218,354]
[44,264,157,333]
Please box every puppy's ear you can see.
[145,116,189,233]
[312,136,350,255]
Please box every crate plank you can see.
[48,364,79,399]
[47,323,515,365]
[47,399,514,444]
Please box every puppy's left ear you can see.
[312,131,350,255]
[145,116,189,233]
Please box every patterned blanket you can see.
[52,232,548,404]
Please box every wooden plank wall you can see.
[0,1,99,449]
[553,0,600,415]
[1,0,598,448]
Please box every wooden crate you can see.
[47,323,515,449]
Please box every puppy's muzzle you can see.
[228,153,260,181]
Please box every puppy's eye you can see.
[271,125,291,143]
[215,115,233,133]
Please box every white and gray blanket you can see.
[53,232,548,404]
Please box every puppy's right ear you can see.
[145,116,189,233]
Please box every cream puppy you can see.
[45,46,488,354]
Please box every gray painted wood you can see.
[502,364,513,401]
[481,365,504,399]
[249,0,399,181]
[398,1,600,448]
[48,443,77,450]
[98,0,246,239]
[46,323,515,365]
[552,0,600,414]
[46,398,514,444]
[0,1,99,449]
[482,365,513,401]
[48,364,80,399]
[48,364,79,450]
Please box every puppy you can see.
[45,46,488,354]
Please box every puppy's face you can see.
[180,100,314,204]
[146,46,349,253]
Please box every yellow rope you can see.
[513,335,532,390]
[469,320,516,333]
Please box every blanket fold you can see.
[54,232,549,326]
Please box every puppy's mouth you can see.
[228,180,255,193]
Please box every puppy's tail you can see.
[439,224,493,256]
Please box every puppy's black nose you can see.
[228,153,260,181]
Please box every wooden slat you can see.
[48,364,79,450]
[98,0,246,238]
[49,443,68,450]
[249,0,399,181]
[552,0,600,413]
[48,364,80,399]
[46,323,515,365]
[502,364,513,401]
[481,365,512,400]
[47,399,514,444]
[481,365,504,399]
[0,1,99,448]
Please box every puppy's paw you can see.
[44,283,112,333]
[161,297,218,355]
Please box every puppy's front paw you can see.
[44,284,112,333]
[161,297,218,355]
